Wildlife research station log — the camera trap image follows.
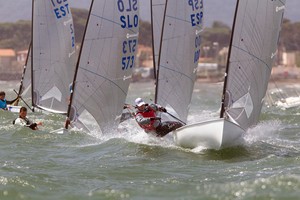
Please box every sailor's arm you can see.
[135,113,151,125]
[149,103,167,112]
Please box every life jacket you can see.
[0,99,7,109]
[136,107,157,131]
[12,117,31,125]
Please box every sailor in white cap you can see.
[132,97,183,137]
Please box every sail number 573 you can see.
[122,39,137,70]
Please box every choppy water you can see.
[1,81,300,200]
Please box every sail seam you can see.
[91,14,136,34]
[232,45,272,71]
[165,15,202,29]
[159,65,195,83]
[79,67,127,96]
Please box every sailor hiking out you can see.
[124,98,183,137]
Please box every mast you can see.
[150,0,157,80]
[154,0,168,104]
[65,0,94,129]
[17,42,32,96]
[30,0,35,111]
[220,0,240,118]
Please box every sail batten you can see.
[222,0,286,130]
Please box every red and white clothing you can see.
[135,103,183,137]
[135,104,161,132]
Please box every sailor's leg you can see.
[156,121,183,137]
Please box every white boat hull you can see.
[173,119,245,150]
[7,105,21,113]
[50,128,68,134]
[275,97,300,109]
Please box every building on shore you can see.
[0,49,24,81]
[0,49,16,71]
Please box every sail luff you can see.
[31,0,34,109]
[155,0,204,122]
[222,0,286,130]
[150,0,156,80]
[220,0,240,118]
[32,0,76,113]
[151,0,167,81]
[66,0,95,129]
[154,0,168,104]
[68,0,140,133]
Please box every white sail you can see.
[174,0,286,150]
[155,0,204,123]
[32,0,76,113]
[151,0,166,76]
[221,0,286,130]
[68,0,140,133]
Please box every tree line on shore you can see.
[0,8,299,53]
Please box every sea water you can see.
[1,81,300,200]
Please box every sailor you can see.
[0,91,7,110]
[127,97,183,137]
[0,91,19,110]
[13,107,42,130]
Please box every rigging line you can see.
[13,89,34,112]
[269,76,288,100]
[165,112,186,125]
[91,14,136,34]
[79,67,127,96]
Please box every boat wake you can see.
[244,119,283,145]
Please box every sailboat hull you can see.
[7,105,21,113]
[173,119,245,150]
[275,97,300,109]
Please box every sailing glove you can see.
[161,107,167,112]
